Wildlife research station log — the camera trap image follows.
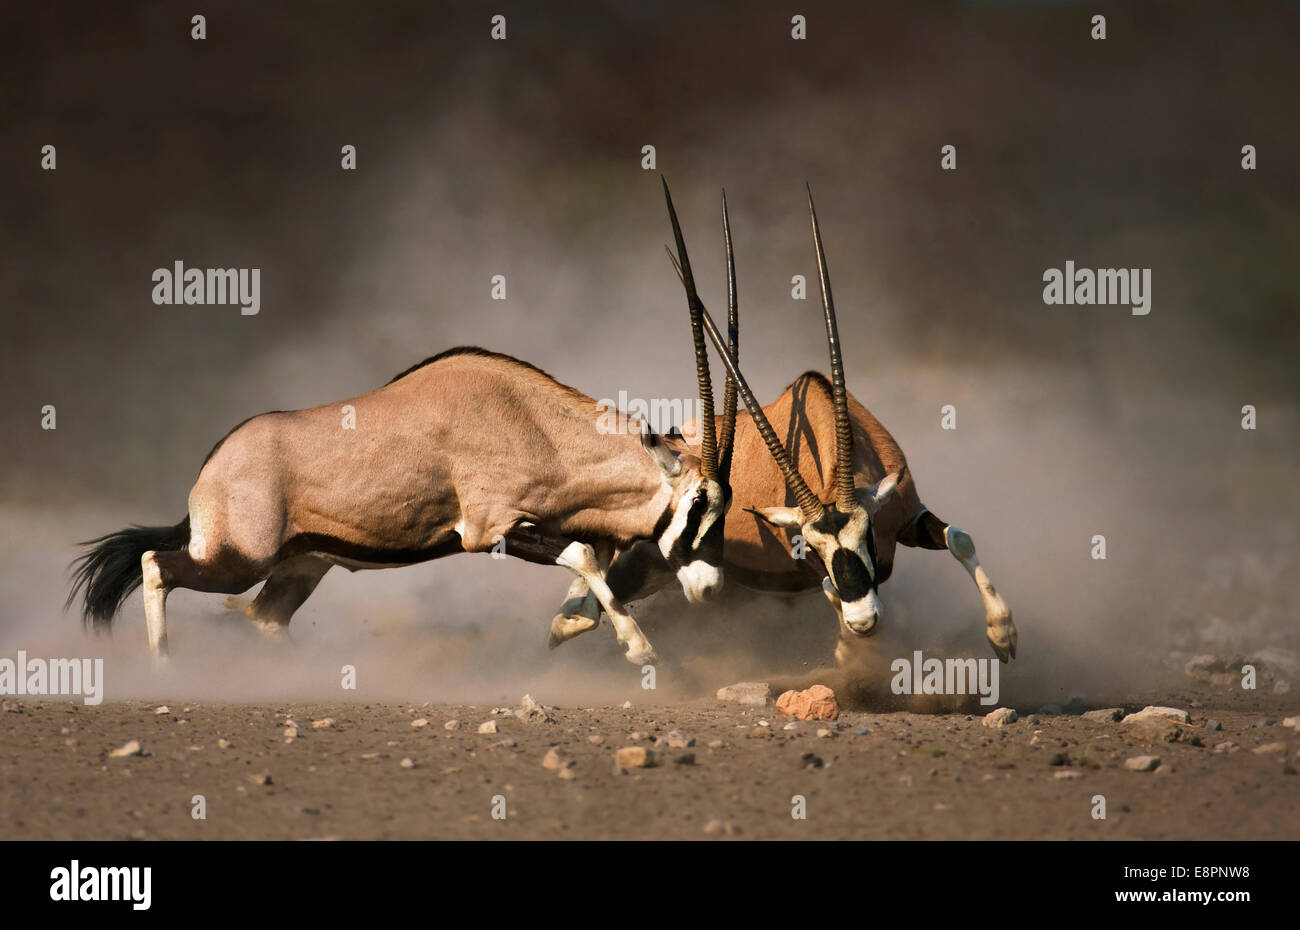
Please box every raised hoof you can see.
[548,613,598,650]
[987,613,1018,663]
[624,643,658,667]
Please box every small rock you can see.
[399,757,415,769]
[782,722,799,731]
[217,739,231,749]
[153,705,170,715]
[443,720,460,731]
[621,701,633,710]
[748,728,772,740]
[557,767,577,780]
[703,819,742,836]
[1252,718,1275,728]
[108,740,142,759]
[614,746,660,769]
[1082,708,1125,722]
[1281,716,1300,731]
[477,721,499,734]
[1124,705,1190,725]
[490,707,513,717]
[656,729,693,749]
[707,739,723,748]
[1124,755,1161,772]
[542,748,572,771]
[775,684,840,721]
[1053,768,1083,780]
[816,728,835,739]
[1253,742,1287,756]
[852,727,871,736]
[982,707,1019,728]
[311,718,335,729]
[517,694,555,724]
[1024,714,1040,725]
[801,752,824,769]
[1205,719,1223,731]
[629,730,650,742]
[1213,741,1239,753]
[715,681,773,706]
[248,772,273,785]
[411,718,429,728]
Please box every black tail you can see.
[66,517,191,630]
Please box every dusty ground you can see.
[2,685,1295,841]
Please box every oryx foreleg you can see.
[556,541,657,666]
[548,542,613,649]
[900,510,1017,662]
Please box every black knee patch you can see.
[899,509,949,550]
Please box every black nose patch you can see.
[830,548,873,602]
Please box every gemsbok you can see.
[68,340,734,667]
[551,181,1018,666]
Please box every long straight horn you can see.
[664,249,826,523]
[807,185,856,512]
[718,189,740,484]
[662,177,717,480]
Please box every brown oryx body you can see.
[69,347,731,666]
[552,182,1017,665]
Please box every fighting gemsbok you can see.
[552,181,1017,665]
[67,341,734,667]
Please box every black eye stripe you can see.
[830,548,872,602]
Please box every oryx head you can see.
[650,180,744,604]
[697,185,904,637]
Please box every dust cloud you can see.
[1,2,1296,708]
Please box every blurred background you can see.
[0,0,1296,705]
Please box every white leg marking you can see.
[556,541,656,666]
[140,551,169,666]
[945,526,1017,662]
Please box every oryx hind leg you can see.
[556,541,656,666]
[900,509,1017,663]
[140,548,262,666]
[245,555,332,641]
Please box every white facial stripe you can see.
[691,498,723,549]
[657,476,700,559]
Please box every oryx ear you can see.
[860,467,906,511]
[641,428,682,477]
[753,506,804,529]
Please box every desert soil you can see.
[2,687,1296,840]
